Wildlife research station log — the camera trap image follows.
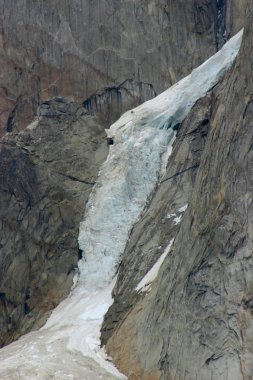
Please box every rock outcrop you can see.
[104,2,253,379]
[0,97,108,347]
[0,0,245,136]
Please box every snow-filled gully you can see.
[0,31,242,379]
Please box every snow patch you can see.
[26,117,40,130]
[173,215,182,225]
[167,203,188,224]
[167,212,177,219]
[136,239,174,293]
[178,203,188,213]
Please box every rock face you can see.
[0,97,108,347]
[0,0,245,136]
[226,0,248,38]
[102,92,214,346]
[104,3,253,379]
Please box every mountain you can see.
[0,1,252,379]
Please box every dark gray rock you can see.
[0,97,108,347]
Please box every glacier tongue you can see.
[77,29,243,290]
[0,30,243,379]
[78,124,175,289]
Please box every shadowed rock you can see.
[0,97,108,346]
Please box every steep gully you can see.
[0,31,242,378]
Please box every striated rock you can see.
[105,3,253,379]
[0,0,244,136]
[0,97,108,347]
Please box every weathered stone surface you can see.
[0,97,108,347]
[0,0,243,136]
[105,3,253,379]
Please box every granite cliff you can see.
[0,1,252,380]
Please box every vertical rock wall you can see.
[0,0,244,135]
[105,3,253,379]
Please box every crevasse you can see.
[0,30,242,380]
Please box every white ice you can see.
[0,30,243,379]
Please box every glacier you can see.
[78,29,242,290]
[0,30,242,379]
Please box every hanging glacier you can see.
[0,30,243,380]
